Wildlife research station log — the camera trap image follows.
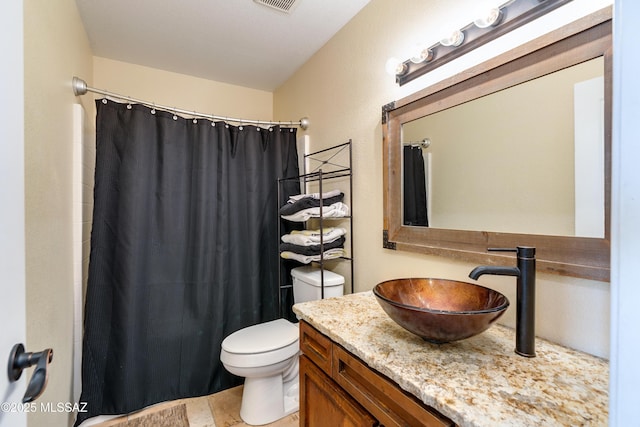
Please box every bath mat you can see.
[113,403,189,427]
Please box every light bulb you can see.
[409,46,434,64]
[385,57,407,76]
[440,30,465,47]
[474,7,503,28]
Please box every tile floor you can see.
[89,386,299,427]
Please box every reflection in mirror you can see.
[403,141,429,226]
[383,8,612,281]
[402,57,604,238]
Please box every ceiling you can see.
[76,0,371,92]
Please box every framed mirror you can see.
[382,8,611,281]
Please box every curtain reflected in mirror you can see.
[403,145,428,226]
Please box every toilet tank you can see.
[291,266,344,304]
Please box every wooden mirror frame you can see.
[382,8,612,282]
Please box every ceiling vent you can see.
[253,0,301,14]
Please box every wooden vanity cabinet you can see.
[299,321,454,427]
[300,355,377,426]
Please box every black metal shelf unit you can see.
[277,140,354,316]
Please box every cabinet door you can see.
[332,346,454,427]
[300,320,333,374]
[300,355,378,427]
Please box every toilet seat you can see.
[221,319,300,368]
[223,318,298,354]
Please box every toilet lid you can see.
[222,318,299,354]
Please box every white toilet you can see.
[220,266,344,425]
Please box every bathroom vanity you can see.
[293,292,608,427]
[299,319,453,426]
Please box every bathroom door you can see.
[0,1,28,427]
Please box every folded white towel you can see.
[281,227,347,246]
[281,202,349,222]
[280,248,345,264]
[288,189,341,202]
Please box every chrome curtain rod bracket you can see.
[72,76,87,96]
[71,77,310,130]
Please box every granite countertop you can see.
[293,291,608,427]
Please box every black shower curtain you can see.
[76,100,300,425]
[403,145,428,226]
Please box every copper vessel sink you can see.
[373,278,509,343]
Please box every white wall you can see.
[610,0,640,424]
[23,0,94,426]
[275,0,613,358]
[93,57,274,122]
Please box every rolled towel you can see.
[281,227,347,246]
[280,248,345,264]
[280,236,345,256]
[281,202,349,222]
[279,192,344,216]
[288,189,342,202]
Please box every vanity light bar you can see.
[392,0,574,86]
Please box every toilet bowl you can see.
[220,319,300,425]
[221,267,344,425]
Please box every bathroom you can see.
[1,0,639,426]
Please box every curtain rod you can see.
[402,138,431,148]
[71,76,309,130]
